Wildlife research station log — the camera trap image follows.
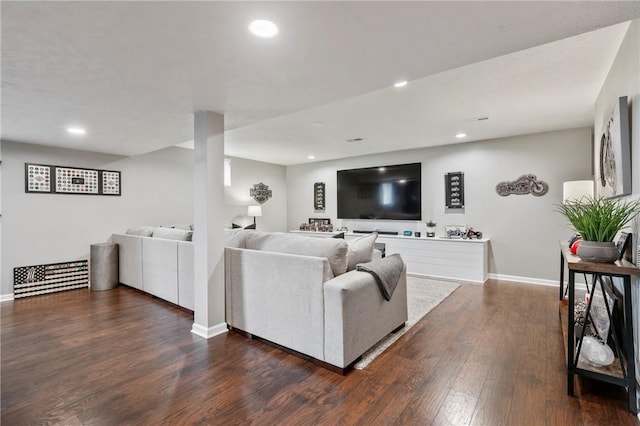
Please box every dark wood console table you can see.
[559,240,638,414]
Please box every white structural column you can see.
[191,111,227,338]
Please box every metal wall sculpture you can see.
[495,174,548,197]
[250,182,272,204]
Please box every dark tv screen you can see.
[337,163,421,220]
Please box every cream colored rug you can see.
[354,276,461,370]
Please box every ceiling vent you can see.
[346,138,364,142]
[464,117,489,123]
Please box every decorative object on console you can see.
[495,174,548,197]
[247,205,262,228]
[25,163,120,195]
[445,224,467,239]
[403,231,412,236]
[314,182,326,210]
[445,172,464,209]
[464,228,483,239]
[556,196,640,263]
[414,232,421,238]
[426,220,437,237]
[615,232,632,261]
[596,96,631,199]
[250,182,272,204]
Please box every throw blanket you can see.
[356,253,404,301]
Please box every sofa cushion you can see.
[346,232,378,271]
[245,232,348,276]
[224,229,248,248]
[126,226,154,237]
[152,227,193,241]
[171,224,192,231]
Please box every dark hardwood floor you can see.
[2,280,638,425]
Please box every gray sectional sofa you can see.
[224,230,408,372]
[111,227,408,372]
[112,226,194,310]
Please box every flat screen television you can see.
[337,163,421,220]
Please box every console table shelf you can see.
[559,301,625,380]
[559,240,638,414]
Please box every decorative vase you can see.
[426,228,435,237]
[576,241,619,263]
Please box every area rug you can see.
[354,276,461,370]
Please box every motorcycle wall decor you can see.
[495,174,548,197]
[250,182,272,204]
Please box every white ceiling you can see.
[2,2,639,165]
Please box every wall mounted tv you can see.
[337,163,421,220]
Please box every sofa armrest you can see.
[323,264,408,368]
[225,247,334,361]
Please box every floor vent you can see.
[13,260,89,298]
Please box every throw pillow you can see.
[152,227,193,241]
[125,226,154,237]
[245,232,348,276]
[332,232,345,239]
[346,232,378,271]
[224,229,248,248]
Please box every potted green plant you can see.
[556,196,640,263]
[426,220,437,237]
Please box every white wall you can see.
[593,18,639,403]
[224,156,287,233]
[1,142,287,297]
[287,127,592,282]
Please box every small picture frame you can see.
[309,218,331,226]
[615,232,632,261]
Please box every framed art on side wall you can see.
[595,96,631,199]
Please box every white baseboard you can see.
[191,322,228,339]
[407,272,484,285]
[488,273,589,292]
[488,273,558,287]
[0,293,14,302]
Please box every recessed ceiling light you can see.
[393,80,408,88]
[311,121,323,126]
[248,20,279,39]
[67,127,86,135]
[346,138,364,143]
[378,167,386,172]
[308,155,316,160]
[456,133,467,139]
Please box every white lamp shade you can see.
[247,205,262,217]
[563,180,594,203]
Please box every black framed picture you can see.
[309,218,331,226]
[615,232,632,261]
[25,163,121,196]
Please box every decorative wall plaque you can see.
[495,174,548,197]
[445,172,464,209]
[250,182,272,204]
[314,182,326,210]
[25,163,121,196]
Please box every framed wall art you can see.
[25,163,52,193]
[24,163,121,196]
[445,172,464,209]
[314,182,326,210]
[55,167,99,194]
[595,96,631,199]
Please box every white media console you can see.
[290,231,489,283]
